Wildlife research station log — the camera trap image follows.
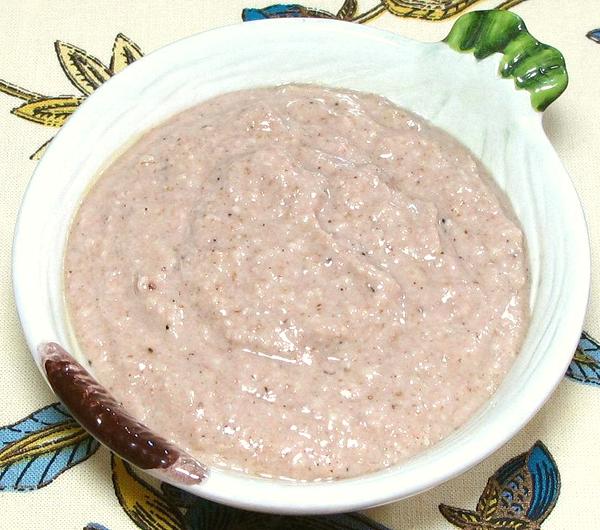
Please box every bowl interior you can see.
[12,19,589,514]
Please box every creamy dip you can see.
[65,85,528,480]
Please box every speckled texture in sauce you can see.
[65,85,528,480]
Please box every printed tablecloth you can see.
[0,1,599,528]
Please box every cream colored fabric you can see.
[0,1,598,528]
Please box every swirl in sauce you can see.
[65,85,528,480]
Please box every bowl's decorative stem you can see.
[40,342,207,484]
[444,9,568,111]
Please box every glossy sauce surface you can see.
[65,85,528,479]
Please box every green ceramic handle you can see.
[444,10,568,111]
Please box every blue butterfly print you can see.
[587,29,600,43]
[439,441,560,529]
[242,4,337,22]
[0,402,99,491]
[566,331,600,386]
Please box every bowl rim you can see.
[12,17,591,514]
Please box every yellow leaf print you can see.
[496,0,527,9]
[336,0,358,20]
[0,79,43,102]
[29,137,52,160]
[242,0,528,23]
[110,33,144,74]
[490,521,536,529]
[0,34,143,158]
[0,403,100,491]
[572,348,598,366]
[12,96,83,127]
[476,480,500,520]
[111,454,186,530]
[54,41,112,95]
[438,504,483,528]
[0,422,88,468]
[382,0,480,21]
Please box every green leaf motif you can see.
[444,9,568,111]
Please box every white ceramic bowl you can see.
[12,13,589,514]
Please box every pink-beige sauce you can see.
[65,85,528,480]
